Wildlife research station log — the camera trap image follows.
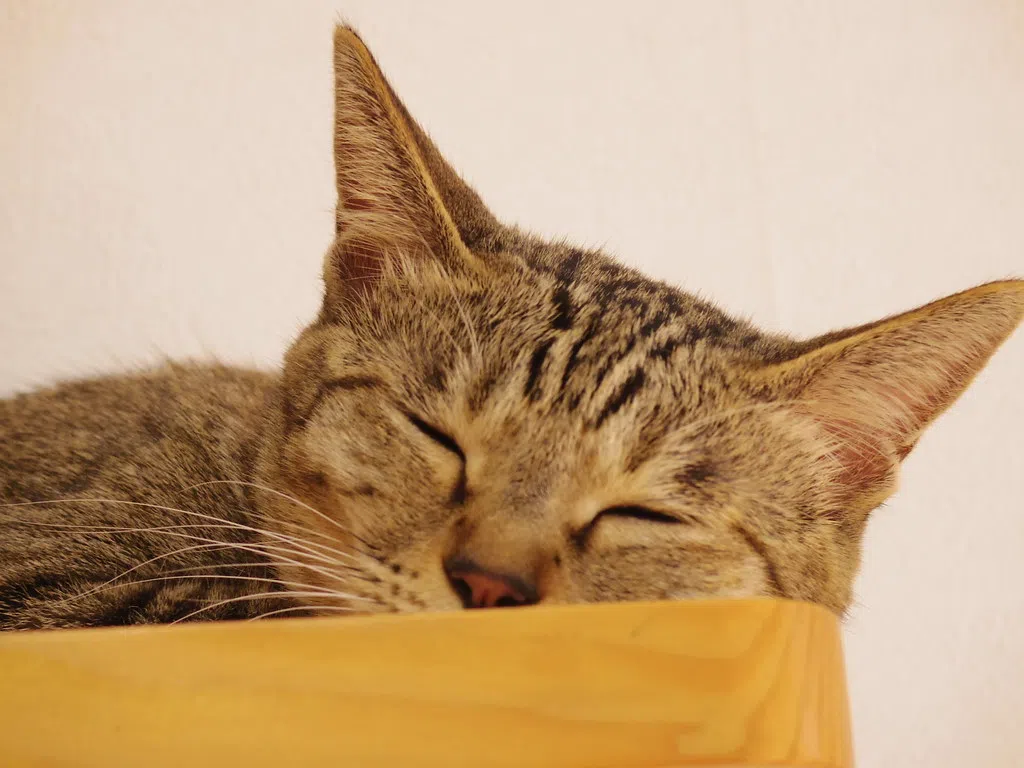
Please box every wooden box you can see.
[0,598,852,767]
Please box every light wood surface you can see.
[0,599,852,767]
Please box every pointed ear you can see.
[326,26,490,310]
[381,75,504,251]
[759,280,1024,510]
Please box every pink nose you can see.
[445,564,536,609]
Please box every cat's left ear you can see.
[324,26,484,311]
[756,280,1023,512]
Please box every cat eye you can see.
[597,506,682,525]
[406,414,465,461]
[572,505,683,548]
[407,414,468,504]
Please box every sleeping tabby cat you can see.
[1,27,1021,630]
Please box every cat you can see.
[0,26,1020,631]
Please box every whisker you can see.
[2,517,354,587]
[182,480,361,553]
[179,480,341,544]
[171,590,370,625]
[1,497,357,567]
[183,481,351,534]
[264,516,338,544]
[60,573,343,608]
[58,541,240,604]
[247,604,364,621]
[185,480,383,555]
[6,516,349,569]
[164,560,379,584]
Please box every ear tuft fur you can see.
[326,26,481,311]
[761,280,1023,507]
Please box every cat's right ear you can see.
[755,280,1023,518]
[324,26,500,314]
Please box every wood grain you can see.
[0,599,852,767]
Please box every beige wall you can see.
[2,2,1022,764]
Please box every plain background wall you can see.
[2,1,1022,764]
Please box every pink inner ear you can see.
[333,237,387,289]
[811,415,894,497]
[807,366,959,498]
[802,329,993,499]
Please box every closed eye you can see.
[406,414,465,461]
[407,414,467,504]
[597,506,682,525]
[571,505,685,548]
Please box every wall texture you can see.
[2,2,1022,764]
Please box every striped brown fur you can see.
[1,27,1021,629]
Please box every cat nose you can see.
[444,560,539,609]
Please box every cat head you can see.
[256,26,1023,616]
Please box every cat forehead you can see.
[303,234,780,435]
[315,241,773,411]
[467,239,764,349]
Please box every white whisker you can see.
[181,480,343,544]
[172,589,370,625]
[183,480,380,556]
[2,515,354,588]
[247,604,363,621]
[61,573,342,608]
[58,541,237,604]
[1,497,357,567]
[8,517,348,569]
